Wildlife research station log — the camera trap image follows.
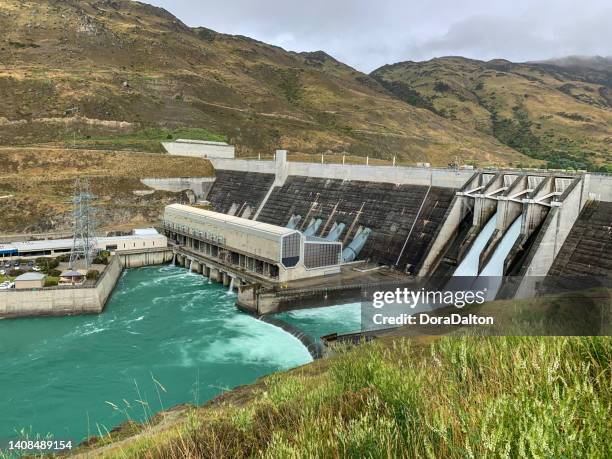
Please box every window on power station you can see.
[304,243,341,268]
[281,233,301,268]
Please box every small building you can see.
[161,139,235,159]
[59,270,85,285]
[14,272,45,289]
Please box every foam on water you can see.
[272,302,363,342]
[0,266,312,442]
[201,314,311,367]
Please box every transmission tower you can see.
[69,178,98,270]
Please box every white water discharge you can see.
[189,259,194,273]
[453,213,498,277]
[172,253,176,266]
[479,215,523,300]
[227,277,235,295]
[481,216,522,277]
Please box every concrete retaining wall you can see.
[210,158,276,174]
[586,175,612,202]
[210,158,473,188]
[119,249,174,268]
[210,156,612,195]
[141,177,216,199]
[0,256,123,318]
[162,141,235,159]
[287,162,472,188]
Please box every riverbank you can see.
[71,335,611,458]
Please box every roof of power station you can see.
[165,204,296,238]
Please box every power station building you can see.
[163,204,342,282]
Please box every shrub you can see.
[36,257,59,272]
[93,251,110,265]
[47,269,62,278]
[44,277,59,287]
[8,269,24,277]
[86,270,100,281]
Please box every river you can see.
[0,266,316,442]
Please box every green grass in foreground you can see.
[91,336,611,458]
[61,127,227,153]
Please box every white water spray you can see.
[478,215,522,300]
[189,259,194,273]
[481,216,522,277]
[453,213,498,277]
[227,277,235,295]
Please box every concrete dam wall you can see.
[549,201,612,278]
[201,154,612,287]
[256,176,455,273]
[206,170,275,217]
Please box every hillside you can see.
[72,335,610,458]
[0,148,213,233]
[372,57,612,170]
[0,0,531,167]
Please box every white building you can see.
[0,230,167,259]
[163,204,342,282]
[161,139,235,159]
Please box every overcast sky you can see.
[145,0,612,72]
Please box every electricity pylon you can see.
[69,178,98,270]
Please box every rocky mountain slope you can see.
[0,0,530,167]
[371,57,612,170]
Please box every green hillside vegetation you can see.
[75,335,611,458]
[372,57,612,171]
[0,0,532,167]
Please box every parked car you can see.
[0,269,5,275]
[3,262,10,268]
[0,281,14,290]
[32,266,42,272]
[12,261,20,267]
[27,260,34,267]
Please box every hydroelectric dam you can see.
[161,150,612,314]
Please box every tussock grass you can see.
[92,336,611,458]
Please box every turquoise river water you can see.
[0,266,363,443]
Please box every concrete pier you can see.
[210,268,221,283]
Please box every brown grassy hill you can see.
[0,148,213,233]
[0,0,530,167]
[371,57,612,171]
